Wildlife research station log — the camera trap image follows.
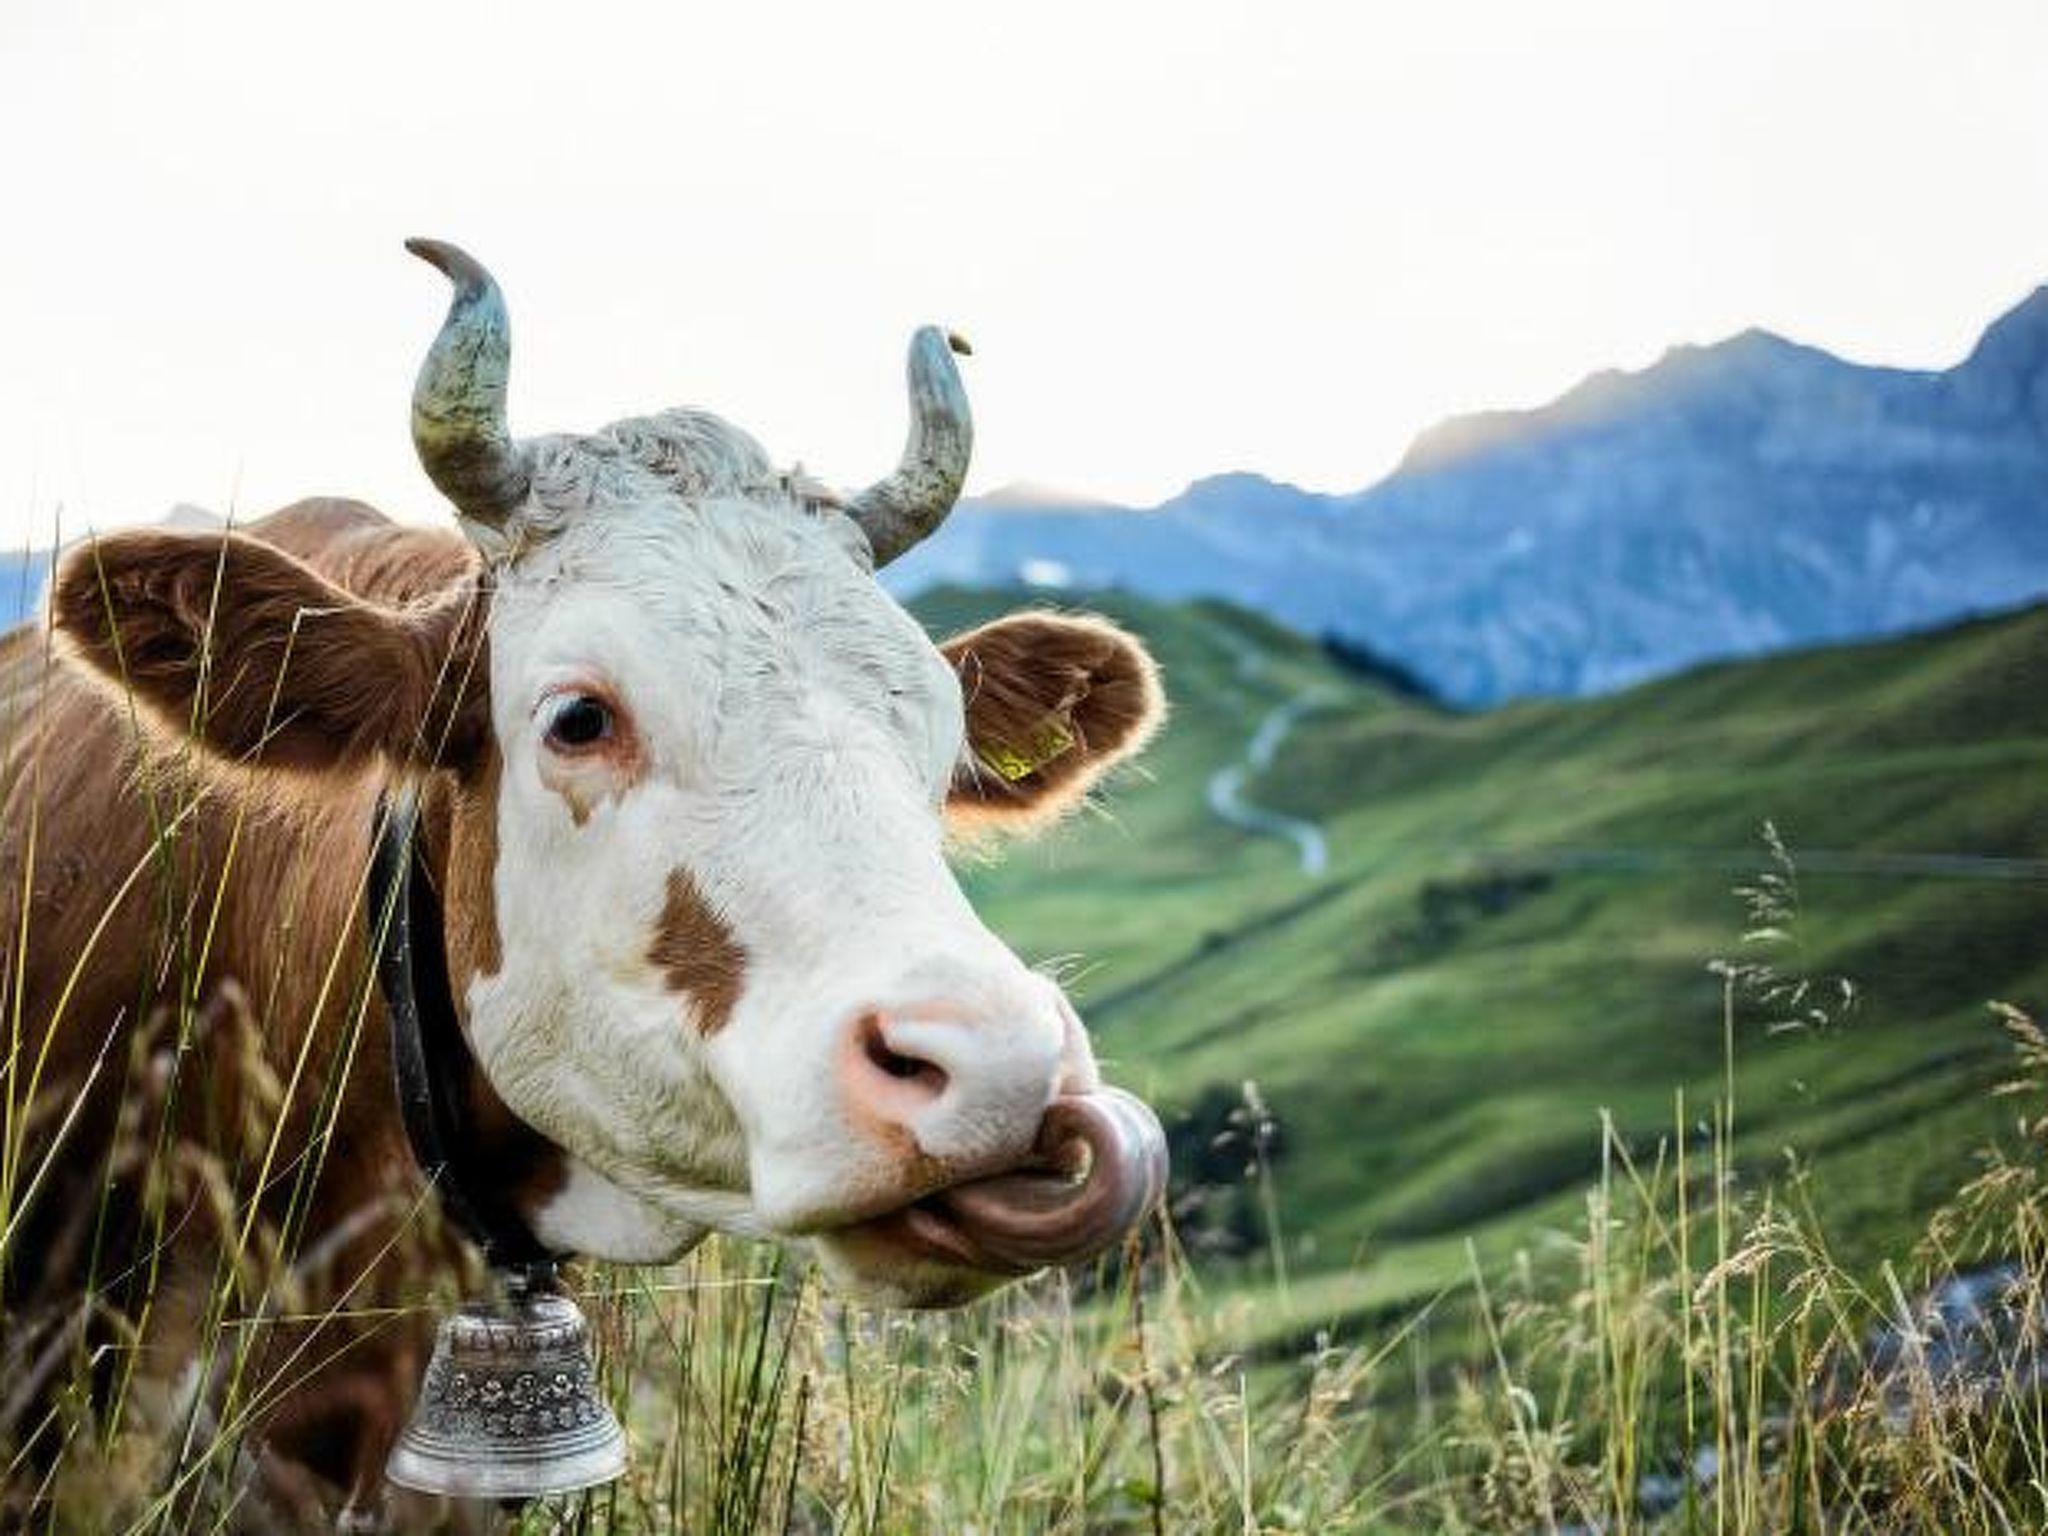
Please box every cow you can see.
[0,240,1166,1531]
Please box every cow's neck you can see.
[372,783,567,1275]
[396,773,571,1262]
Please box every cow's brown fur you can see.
[648,869,750,1036]
[7,500,524,1527]
[10,502,1162,1527]
[50,508,491,775]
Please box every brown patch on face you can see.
[648,869,748,1035]
[940,611,1165,832]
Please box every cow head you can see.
[50,242,1167,1307]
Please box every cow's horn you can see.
[848,326,974,567]
[406,238,532,535]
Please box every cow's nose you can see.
[853,1011,953,1108]
[843,993,1069,1169]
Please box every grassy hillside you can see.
[14,588,2046,1532]
[916,587,2048,1335]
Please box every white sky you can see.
[2,0,2046,544]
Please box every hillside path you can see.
[1205,632,1335,877]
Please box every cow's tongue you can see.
[925,1088,1169,1272]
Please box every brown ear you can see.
[941,611,1164,830]
[50,529,489,773]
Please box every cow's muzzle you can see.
[854,1088,1169,1274]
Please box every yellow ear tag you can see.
[978,718,1077,782]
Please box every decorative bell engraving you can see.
[387,1283,627,1501]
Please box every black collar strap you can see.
[370,786,560,1283]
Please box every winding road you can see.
[1191,624,2048,890]
[1204,631,1336,877]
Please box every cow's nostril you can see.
[859,1013,949,1097]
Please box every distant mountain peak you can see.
[1978,282,2048,339]
[1658,324,1793,360]
[973,480,1126,512]
[1181,470,1313,504]
[889,276,2048,706]
[1654,326,1833,376]
[1953,285,2048,428]
[1398,326,1851,476]
[159,503,224,530]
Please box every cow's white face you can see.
[461,446,1112,1300]
[49,243,1168,1308]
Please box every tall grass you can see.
[518,837,2048,1533]
[451,987,2048,1536]
[4,729,2045,1536]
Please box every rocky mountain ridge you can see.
[889,285,2048,703]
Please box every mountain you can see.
[890,287,2048,704]
[915,585,2048,1336]
[0,554,42,623]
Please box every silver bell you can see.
[387,1285,627,1501]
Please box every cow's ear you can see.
[941,611,1164,831]
[50,530,488,773]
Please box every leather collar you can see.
[369,785,560,1282]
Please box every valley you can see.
[914,584,2048,1344]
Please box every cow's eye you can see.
[544,694,614,750]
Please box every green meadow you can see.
[923,587,2048,1344]
[16,588,2048,1532]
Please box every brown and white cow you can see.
[5,241,1164,1526]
